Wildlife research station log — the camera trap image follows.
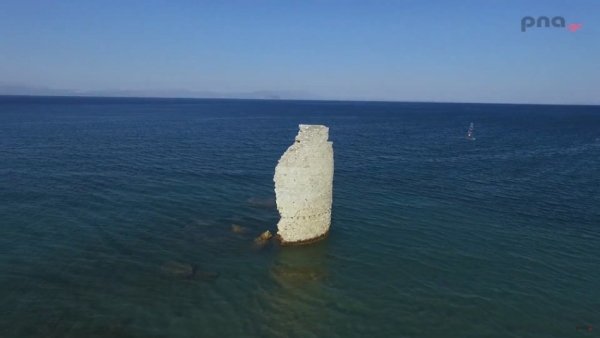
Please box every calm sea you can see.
[1,96,599,338]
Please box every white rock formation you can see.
[274,125,334,244]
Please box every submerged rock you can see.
[270,266,329,284]
[255,230,273,244]
[231,224,248,233]
[161,261,194,278]
[274,125,334,245]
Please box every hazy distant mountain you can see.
[0,84,321,100]
[0,84,78,96]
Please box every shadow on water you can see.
[259,238,334,337]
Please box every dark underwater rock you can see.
[161,261,219,282]
[192,271,220,282]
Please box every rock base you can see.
[276,229,329,246]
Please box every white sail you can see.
[467,123,475,140]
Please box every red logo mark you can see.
[567,23,582,32]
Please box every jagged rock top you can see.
[294,125,330,144]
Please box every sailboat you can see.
[466,123,475,140]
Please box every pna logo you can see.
[521,16,582,32]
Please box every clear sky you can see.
[0,0,598,104]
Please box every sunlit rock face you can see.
[274,125,334,245]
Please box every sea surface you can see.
[1,96,599,338]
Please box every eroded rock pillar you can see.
[274,125,334,245]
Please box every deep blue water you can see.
[1,96,599,338]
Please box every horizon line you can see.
[0,94,598,107]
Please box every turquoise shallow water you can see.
[1,96,599,337]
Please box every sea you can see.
[0,96,599,338]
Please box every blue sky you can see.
[0,0,598,104]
